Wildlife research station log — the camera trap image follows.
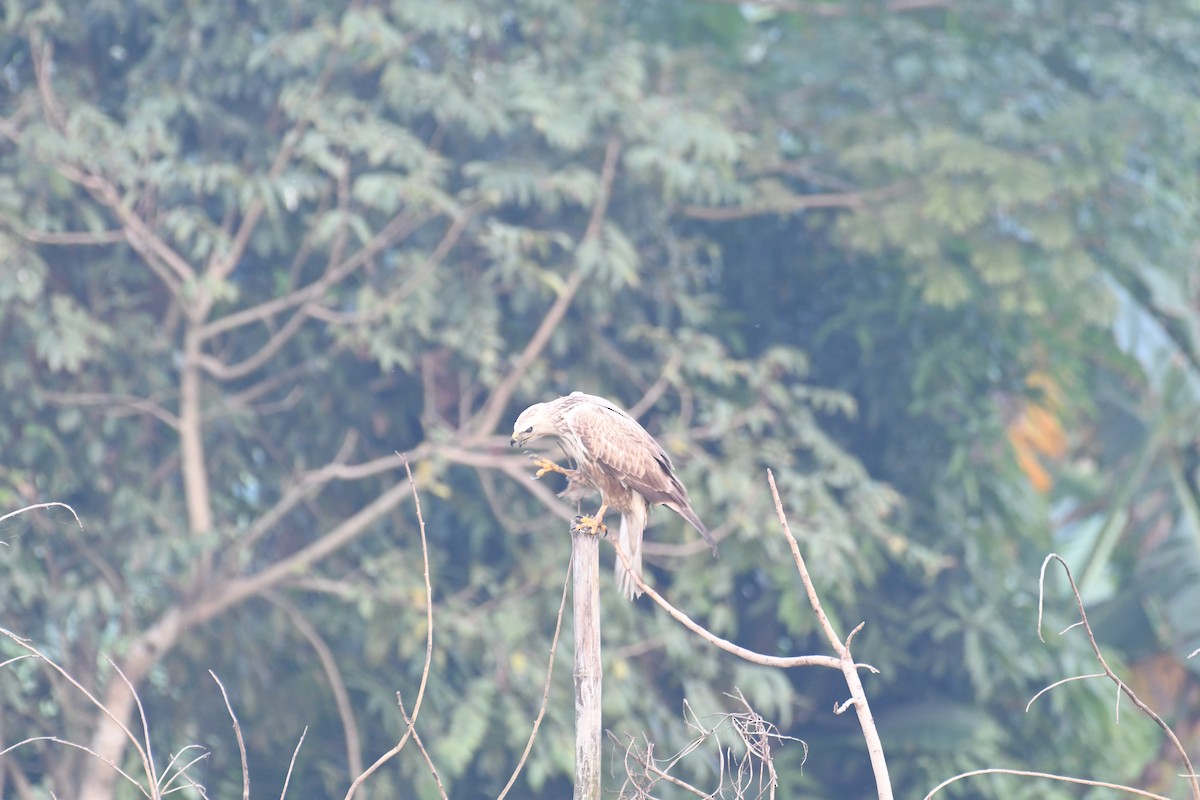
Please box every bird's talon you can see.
[529,454,568,480]
[571,515,607,535]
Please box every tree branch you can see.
[267,592,364,780]
[924,768,1172,800]
[469,134,623,439]
[344,457,434,800]
[618,547,843,670]
[680,188,880,221]
[197,208,437,343]
[695,0,952,16]
[1037,554,1200,800]
[200,58,340,314]
[39,390,180,430]
[768,469,892,800]
[18,228,127,246]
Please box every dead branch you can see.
[616,546,844,671]
[613,690,805,799]
[1034,553,1200,800]
[398,696,448,800]
[0,502,82,530]
[923,768,1172,800]
[767,469,891,800]
[496,557,573,800]
[279,727,308,800]
[210,671,250,800]
[0,736,146,796]
[343,456,434,800]
[0,629,155,795]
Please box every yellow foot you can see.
[571,514,608,535]
[530,455,570,480]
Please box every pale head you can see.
[510,401,558,448]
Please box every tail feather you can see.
[666,501,718,556]
[614,503,647,601]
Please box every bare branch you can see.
[105,657,159,789]
[397,697,447,800]
[767,469,892,800]
[209,671,250,800]
[617,547,842,670]
[496,557,572,800]
[0,628,156,787]
[199,465,415,622]
[156,746,211,797]
[768,471,844,651]
[1024,673,1107,713]
[0,502,82,530]
[267,592,363,779]
[924,768,1173,800]
[279,727,308,800]
[344,456,435,800]
[0,736,149,798]
[470,134,623,438]
[1036,553,1200,800]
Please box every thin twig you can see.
[1024,673,1107,712]
[0,628,154,786]
[496,557,573,800]
[398,697,447,799]
[1035,553,1200,800]
[279,727,308,800]
[0,502,83,530]
[767,469,892,800]
[343,455,435,799]
[267,593,363,778]
[924,768,1172,800]
[209,671,250,800]
[615,534,843,670]
[0,737,149,797]
[156,746,211,797]
[106,657,159,789]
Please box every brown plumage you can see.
[510,392,716,600]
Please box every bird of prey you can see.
[510,391,717,600]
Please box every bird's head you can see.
[510,402,555,448]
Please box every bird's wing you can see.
[563,394,717,554]
[564,396,685,506]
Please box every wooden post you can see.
[571,524,602,800]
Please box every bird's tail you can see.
[615,502,647,601]
[667,501,719,557]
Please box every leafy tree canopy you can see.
[2,0,1197,797]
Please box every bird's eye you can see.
[525,426,533,433]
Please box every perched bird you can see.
[510,391,717,600]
